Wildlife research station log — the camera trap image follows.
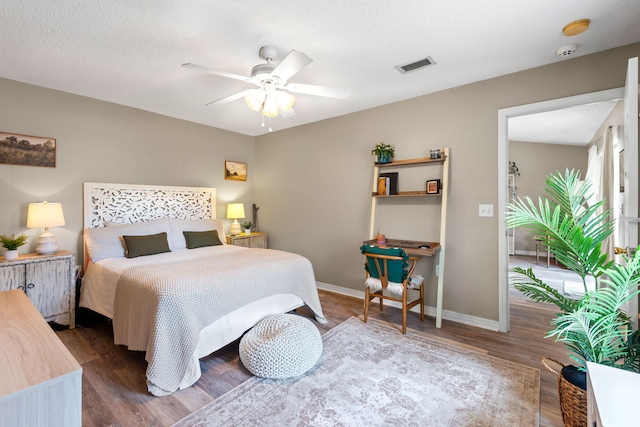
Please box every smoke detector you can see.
[556,44,577,57]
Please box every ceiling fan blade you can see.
[272,50,313,82]
[182,63,252,83]
[205,90,251,107]
[286,83,351,99]
[280,107,296,118]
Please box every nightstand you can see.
[0,250,76,328]
[226,232,268,249]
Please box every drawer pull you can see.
[27,283,35,289]
[17,285,25,291]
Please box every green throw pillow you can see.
[183,230,223,249]
[123,232,171,258]
[359,244,409,283]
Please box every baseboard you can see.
[316,282,500,332]
[514,250,537,256]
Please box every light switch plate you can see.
[479,204,494,217]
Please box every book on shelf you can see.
[377,177,390,195]
[379,172,398,195]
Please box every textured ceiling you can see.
[1,1,639,136]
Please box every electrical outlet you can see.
[479,204,494,217]
[435,265,440,276]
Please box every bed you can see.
[79,182,326,396]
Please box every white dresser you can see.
[0,250,76,328]
[587,361,640,427]
[0,289,82,426]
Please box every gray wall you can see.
[509,141,588,253]
[0,78,254,260]
[255,43,640,323]
[1,42,638,325]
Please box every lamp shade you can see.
[262,95,280,117]
[227,203,245,219]
[275,91,295,112]
[245,90,266,112]
[27,202,65,228]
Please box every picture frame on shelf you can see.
[0,132,56,168]
[426,179,441,194]
[225,161,247,181]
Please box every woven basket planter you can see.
[542,357,587,427]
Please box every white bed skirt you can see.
[181,293,304,389]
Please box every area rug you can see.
[172,317,539,427]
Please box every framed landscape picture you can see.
[0,132,56,167]
[225,161,247,181]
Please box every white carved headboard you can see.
[83,182,216,229]
[82,182,216,268]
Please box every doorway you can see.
[497,88,625,332]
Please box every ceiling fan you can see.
[182,46,350,120]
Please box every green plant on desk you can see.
[240,221,252,230]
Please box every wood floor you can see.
[55,287,567,427]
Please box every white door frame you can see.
[497,87,624,332]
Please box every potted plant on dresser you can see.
[0,233,29,260]
[506,169,640,427]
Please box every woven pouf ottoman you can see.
[239,314,323,379]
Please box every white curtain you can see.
[600,127,617,259]
[585,143,601,206]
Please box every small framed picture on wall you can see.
[225,161,247,181]
[426,179,441,194]
[0,132,56,167]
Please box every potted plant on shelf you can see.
[506,169,640,427]
[0,233,29,260]
[371,142,395,164]
[240,221,252,234]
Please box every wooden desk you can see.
[362,238,444,327]
[362,239,441,257]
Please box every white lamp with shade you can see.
[27,201,65,255]
[227,203,245,236]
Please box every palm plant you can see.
[550,256,640,371]
[507,169,640,374]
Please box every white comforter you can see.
[109,246,326,396]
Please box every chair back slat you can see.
[371,257,390,288]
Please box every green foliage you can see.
[240,221,252,229]
[507,169,640,372]
[371,142,394,158]
[0,233,29,250]
[506,169,614,293]
[549,253,640,371]
[511,267,579,313]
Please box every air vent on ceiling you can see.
[395,56,436,74]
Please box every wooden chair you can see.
[361,246,424,334]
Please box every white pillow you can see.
[85,218,172,262]
[169,218,226,250]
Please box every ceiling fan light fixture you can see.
[245,91,265,111]
[262,96,280,117]
[275,91,296,112]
